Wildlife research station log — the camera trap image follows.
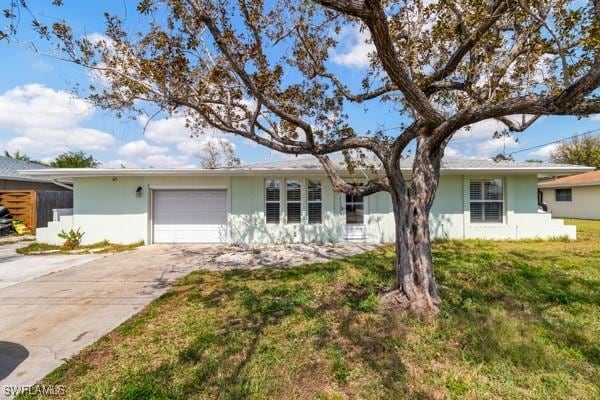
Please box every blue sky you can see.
[0,1,598,168]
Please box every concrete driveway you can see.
[0,244,223,398]
[0,243,103,290]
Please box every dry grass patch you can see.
[16,240,144,255]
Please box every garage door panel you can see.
[153,190,227,243]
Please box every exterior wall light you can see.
[136,186,143,198]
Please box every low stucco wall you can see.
[541,186,600,220]
[36,173,577,245]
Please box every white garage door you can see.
[153,190,227,243]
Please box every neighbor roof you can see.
[20,157,593,180]
[0,155,55,183]
[539,170,600,188]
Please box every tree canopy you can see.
[50,151,100,168]
[551,134,600,169]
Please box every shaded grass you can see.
[20,221,600,400]
[16,240,144,255]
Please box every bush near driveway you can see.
[19,220,600,400]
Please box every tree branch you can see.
[314,0,443,124]
[316,154,390,195]
[425,0,509,86]
[495,115,541,132]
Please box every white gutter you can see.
[52,179,74,190]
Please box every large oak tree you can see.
[5,0,600,312]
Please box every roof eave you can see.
[539,181,600,189]
[20,165,593,179]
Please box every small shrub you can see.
[57,228,84,249]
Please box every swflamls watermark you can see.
[3,384,66,397]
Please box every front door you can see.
[344,194,367,239]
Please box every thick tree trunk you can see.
[382,140,442,314]
[388,193,440,313]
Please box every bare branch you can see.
[320,71,397,102]
[495,115,541,132]
[316,154,390,195]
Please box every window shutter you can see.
[470,181,482,200]
[470,179,503,223]
[484,202,502,222]
[265,180,280,224]
[307,180,322,224]
[286,181,301,224]
[470,202,483,223]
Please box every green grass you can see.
[16,240,144,255]
[20,221,600,399]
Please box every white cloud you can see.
[475,137,519,154]
[331,25,374,69]
[453,118,508,141]
[140,114,196,144]
[102,159,140,168]
[530,143,559,158]
[444,146,461,158]
[0,84,114,155]
[86,32,111,46]
[177,136,235,155]
[141,154,195,168]
[118,140,168,157]
[453,115,539,142]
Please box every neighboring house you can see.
[23,158,591,245]
[0,155,71,191]
[538,170,600,220]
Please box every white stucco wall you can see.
[540,186,600,220]
[36,173,577,245]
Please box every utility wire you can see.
[508,127,600,155]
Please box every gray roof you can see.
[21,156,592,180]
[243,156,588,171]
[0,155,52,182]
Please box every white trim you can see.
[19,165,594,180]
[468,178,505,225]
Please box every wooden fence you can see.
[0,190,74,232]
[36,191,73,228]
[0,190,37,232]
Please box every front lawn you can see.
[23,220,600,399]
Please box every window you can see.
[307,180,322,224]
[345,194,364,224]
[286,180,302,223]
[265,180,280,224]
[470,179,503,223]
[555,188,572,202]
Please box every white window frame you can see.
[343,193,368,225]
[286,180,302,224]
[307,179,322,224]
[469,178,504,224]
[265,179,281,224]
